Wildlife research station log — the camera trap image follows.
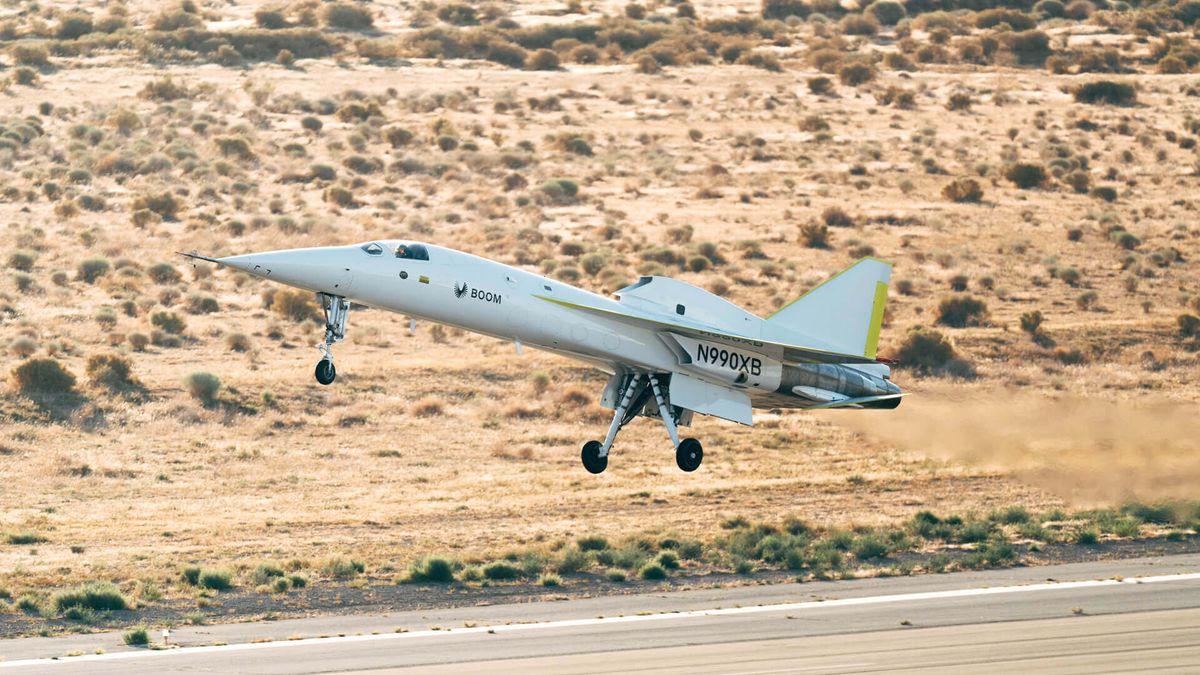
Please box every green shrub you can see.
[384,126,413,148]
[639,562,668,580]
[1109,229,1140,250]
[185,372,220,403]
[655,550,680,570]
[6,530,48,545]
[994,506,1031,524]
[482,561,522,580]
[605,568,627,582]
[151,311,186,334]
[13,67,38,86]
[123,626,150,646]
[937,295,988,327]
[181,566,201,585]
[541,178,580,204]
[852,535,888,560]
[215,136,255,160]
[51,581,129,614]
[867,1,906,25]
[248,562,285,586]
[577,535,609,551]
[539,573,561,587]
[322,556,364,580]
[1073,81,1136,106]
[11,358,76,395]
[148,263,182,284]
[942,178,983,203]
[1035,0,1065,17]
[408,556,456,583]
[323,2,374,30]
[77,258,111,283]
[7,251,36,272]
[800,223,830,249]
[1075,528,1099,545]
[1004,163,1046,189]
[86,354,137,390]
[762,0,809,20]
[1179,315,1200,338]
[199,569,233,590]
[57,13,95,40]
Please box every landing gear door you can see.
[669,372,753,426]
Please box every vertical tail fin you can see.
[764,257,892,359]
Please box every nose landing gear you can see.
[315,293,349,386]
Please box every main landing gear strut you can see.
[581,372,703,474]
[315,293,349,385]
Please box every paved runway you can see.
[3,553,1198,674]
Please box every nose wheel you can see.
[314,293,349,385]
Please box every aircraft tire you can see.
[581,440,607,474]
[315,359,336,385]
[676,438,703,472]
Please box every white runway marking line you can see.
[3,572,1198,669]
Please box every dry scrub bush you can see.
[1073,81,1137,106]
[893,329,971,377]
[323,3,374,30]
[838,61,876,86]
[132,192,182,220]
[139,77,189,101]
[272,290,319,322]
[410,397,446,417]
[936,295,988,328]
[1004,163,1046,189]
[943,178,983,203]
[86,354,138,391]
[11,358,76,395]
[185,372,221,404]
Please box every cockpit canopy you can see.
[360,241,430,261]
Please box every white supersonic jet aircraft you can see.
[182,242,903,473]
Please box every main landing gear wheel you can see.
[315,359,336,385]
[676,438,703,472]
[581,440,607,474]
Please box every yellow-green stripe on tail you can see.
[762,257,894,360]
[864,281,888,360]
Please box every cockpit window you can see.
[361,242,384,256]
[394,243,429,261]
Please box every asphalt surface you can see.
[2,553,1198,674]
